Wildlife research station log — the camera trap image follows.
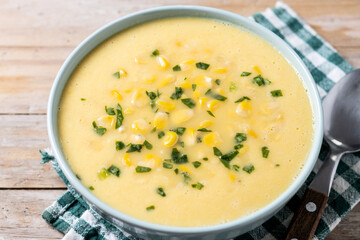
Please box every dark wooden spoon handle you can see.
[285,188,328,240]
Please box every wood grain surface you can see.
[0,0,359,239]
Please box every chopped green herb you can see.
[89,186,95,191]
[151,127,157,133]
[196,62,210,70]
[151,49,159,57]
[275,164,280,167]
[181,98,196,108]
[192,84,197,91]
[205,89,227,101]
[234,144,243,150]
[202,157,208,161]
[135,166,152,173]
[235,133,247,143]
[156,187,166,197]
[113,72,120,78]
[150,100,156,109]
[191,182,204,190]
[143,140,153,150]
[181,171,191,183]
[179,141,184,148]
[192,161,201,168]
[234,96,251,103]
[213,147,222,157]
[220,151,239,169]
[196,137,202,143]
[98,168,110,180]
[163,162,173,169]
[170,127,186,136]
[75,174,81,180]
[105,106,115,115]
[174,168,179,174]
[126,144,143,153]
[252,75,265,86]
[270,90,283,97]
[80,98,86,101]
[243,164,255,174]
[108,165,121,177]
[197,128,212,132]
[172,65,181,71]
[233,164,240,172]
[241,71,251,76]
[146,205,155,211]
[170,87,184,100]
[146,91,157,100]
[171,148,188,164]
[92,121,107,136]
[215,79,221,85]
[262,146,270,158]
[158,131,165,139]
[229,82,237,91]
[115,104,124,129]
[207,110,215,117]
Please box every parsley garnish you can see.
[135,166,151,173]
[207,110,215,117]
[156,187,166,197]
[115,104,123,129]
[80,98,86,101]
[151,49,159,57]
[215,79,221,85]
[92,121,107,136]
[275,164,280,167]
[181,171,191,183]
[158,131,165,139]
[220,151,239,169]
[196,62,210,70]
[181,98,196,108]
[98,168,110,180]
[229,82,237,91]
[108,165,121,177]
[105,106,115,115]
[115,141,125,150]
[243,164,255,174]
[113,72,120,78]
[233,165,240,172]
[192,84,197,91]
[144,140,153,150]
[163,162,173,169]
[191,182,204,190]
[213,147,222,156]
[235,133,247,143]
[241,72,251,76]
[270,90,283,97]
[172,65,181,71]
[262,146,270,158]
[75,174,81,180]
[197,128,212,132]
[146,205,155,211]
[171,148,188,164]
[170,127,186,136]
[252,75,266,86]
[202,157,208,161]
[234,144,243,150]
[170,87,183,100]
[205,89,227,101]
[234,96,251,103]
[146,91,157,100]
[192,161,201,168]
[126,144,143,153]
[89,186,95,191]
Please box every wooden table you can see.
[0,0,359,239]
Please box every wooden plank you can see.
[0,115,65,188]
[0,189,358,239]
[0,190,64,239]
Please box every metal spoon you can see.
[285,68,360,240]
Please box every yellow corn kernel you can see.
[156,99,175,111]
[228,172,236,182]
[131,89,146,107]
[124,88,132,93]
[236,101,252,117]
[199,120,213,128]
[192,89,201,99]
[97,116,115,128]
[207,100,221,112]
[238,145,249,154]
[119,68,127,77]
[134,57,146,64]
[131,119,150,134]
[260,104,274,116]
[156,55,170,69]
[145,154,162,167]
[195,75,212,88]
[203,132,222,146]
[227,110,236,118]
[111,90,123,100]
[170,109,194,124]
[130,134,145,144]
[253,65,261,74]
[211,68,227,74]
[143,75,156,84]
[216,88,225,95]
[122,153,132,166]
[176,42,182,47]
[179,81,192,89]
[123,108,133,115]
[158,75,174,87]
[183,127,196,146]
[163,131,178,147]
[247,129,257,138]
[199,97,208,107]
[153,112,168,130]
[180,60,195,71]
[179,165,191,174]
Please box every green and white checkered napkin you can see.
[41,2,359,239]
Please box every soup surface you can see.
[59,17,313,227]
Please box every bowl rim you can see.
[47,5,323,235]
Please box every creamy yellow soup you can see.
[59,17,313,227]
